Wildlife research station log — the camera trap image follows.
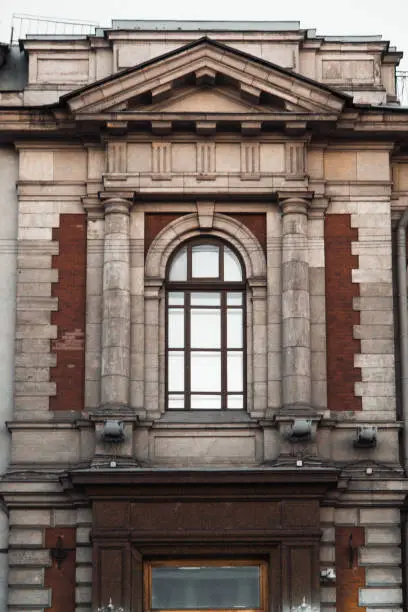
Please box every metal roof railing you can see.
[10,13,98,44]
[397,71,408,107]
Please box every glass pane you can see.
[192,245,219,278]
[228,395,244,410]
[191,395,221,410]
[191,292,220,306]
[168,352,184,392]
[168,292,185,306]
[168,309,184,348]
[224,247,243,281]
[151,565,261,610]
[191,309,221,348]
[169,248,187,281]
[168,395,184,409]
[227,309,243,348]
[227,292,243,306]
[191,351,221,392]
[227,352,243,392]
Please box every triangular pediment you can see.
[132,86,277,114]
[63,37,349,118]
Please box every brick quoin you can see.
[50,214,86,411]
[44,527,76,612]
[335,526,366,612]
[325,214,362,411]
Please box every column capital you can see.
[100,195,133,216]
[277,191,314,216]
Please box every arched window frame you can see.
[165,237,247,411]
[144,212,268,420]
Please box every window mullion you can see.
[221,290,227,410]
[185,290,191,410]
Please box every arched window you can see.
[166,238,246,410]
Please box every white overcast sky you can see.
[0,0,407,69]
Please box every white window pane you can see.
[227,395,244,410]
[192,245,219,278]
[169,248,187,281]
[227,309,243,348]
[168,292,185,305]
[168,309,184,348]
[191,352,221,392]
[227,292,243,306]
[224,247,243,281]
[191,309,221,348]
[168,395,184,409]
[227,352,243,392]
[168,352,184,392]
[191,395,221,410]
[191,292,220,306]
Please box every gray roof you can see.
[0,46,27,91]
[107,20,301,32]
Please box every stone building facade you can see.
[0,19,408,612]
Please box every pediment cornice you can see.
[62,37,349,121]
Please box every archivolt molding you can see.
[144,212,267,281]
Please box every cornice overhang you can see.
[2,107,408,140]
[67,466,340,501]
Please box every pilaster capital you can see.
[308,197,329,219]
[277,191,314,216]
[82,196,104,219]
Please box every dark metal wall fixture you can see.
[50,535,75,569]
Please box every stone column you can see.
[101,197,132,409]
[280,196,311,410]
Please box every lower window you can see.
[144,559,267,612]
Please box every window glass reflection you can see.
[168,395,185,409]
[168,292,185,305]
[168,352,184,392]
[168,309,184,348]
[227,309,243,348]
[227,292,243,306]
[192,245,219,278]
[227,352,243,392]
[191,309,221,348]
[151,565,261,610]
[169,248,187,281]
[191,352,221,392]
[191,395,222,409]
[227,395,244,410]
[224,247,243,281]
[191,292,220,306]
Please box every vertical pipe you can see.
[0,146,18,611]
[397,209,408,609]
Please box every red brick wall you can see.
[145,213,185,256]
[325,214,362,411]
[225,213,267,255]
[45,527,76,612]
[335,526,366,612]
[50,214,86,411]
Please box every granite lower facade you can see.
[0,19,408,612]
